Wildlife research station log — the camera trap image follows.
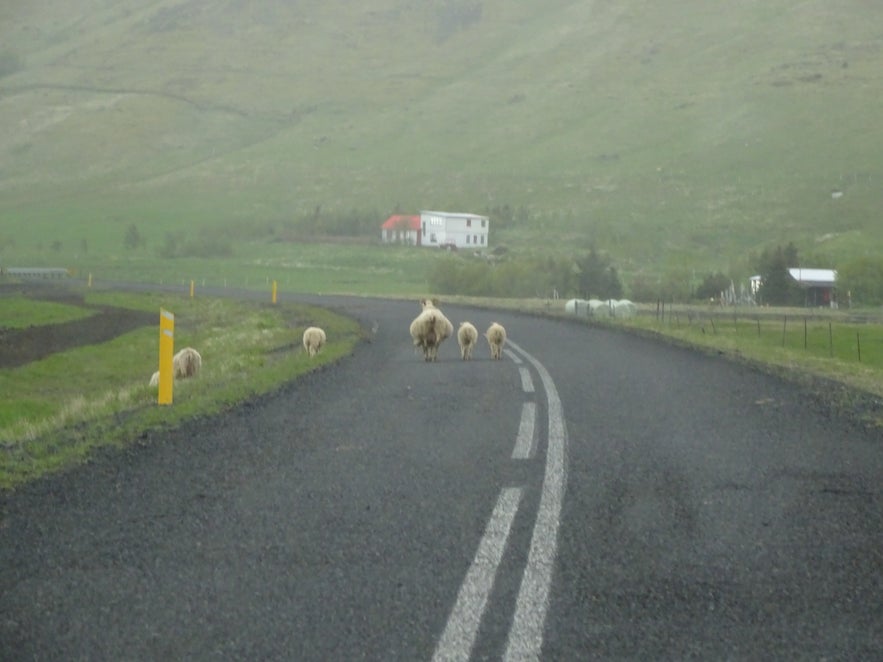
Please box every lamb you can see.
[173,347,202,379]
[410,298,453,362]
[302,326,326,357]
[457,321,478,360]
[485,322,507,360]
[149,370,160,387]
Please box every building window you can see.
[481,219,486,228]
[481,236,485,245]
[466,219,472,227]
[466,235,470,244]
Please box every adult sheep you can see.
[485,322,507,360]
[303,326,326,357]
[410,299,453,362]
[149,370,160,387]
[173,347,202,379]
[457,321,478,360]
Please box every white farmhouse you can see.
[419,210,489,250]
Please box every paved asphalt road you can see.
[1,293,881,660]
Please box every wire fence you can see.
[647,304,883,366]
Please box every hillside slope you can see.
[1,0,881,273]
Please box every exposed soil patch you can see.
[0,282,155,369]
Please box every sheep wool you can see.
[485,322,507,360]
[302,327,327,357]
[410,299,452,362]
[173,347,202,379]
[457,321,478,360]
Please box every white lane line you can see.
[504,340,569,662]
[518,367,535,393]
[511,402,537,460]
[504,348,522,364]
[433,487,524,662]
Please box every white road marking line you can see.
[433,487,524,662]
[504,348,522,364]
[518,366,535,393]
[511,402,537,460]
[504,340,569,662]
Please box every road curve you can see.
[1,292,880,660]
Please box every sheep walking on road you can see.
[457,321,478,360]
[410,298,453,362]
[485,322,507,360]
[302,326,327,357]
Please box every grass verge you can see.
[0,291,363,490]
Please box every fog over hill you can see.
[1,0,881,274]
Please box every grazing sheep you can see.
[173,347,202,379]
[149,370,160,387]
[457,321,478,360]
[485,322,507,360]
[410,299,453,362]
[302,326,327,357]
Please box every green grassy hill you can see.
[1,0,881,282]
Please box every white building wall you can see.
[420,211,489,249]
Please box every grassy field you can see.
[1,0,882,283]
[621,306,883,401]
[68,242,458,298]
[0,293,95,328]
[0,290,362,490]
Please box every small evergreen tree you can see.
[755,243,802,305]
[124,224,144,250]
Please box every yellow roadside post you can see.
[272,279,278,304]
[158,309,175,405]
[88,273,92,288]
[190,280,195,299]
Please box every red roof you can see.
[381,214,420,230]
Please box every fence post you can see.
[782,315,787,347]
[856,331,861,362]
[829,322,833,357]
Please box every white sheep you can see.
[485,322,507,360]
[173,347,202,379]
[302,326,327,357]
[149,370,160,387]
[457,321,478,360]
[410,299,453,362]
